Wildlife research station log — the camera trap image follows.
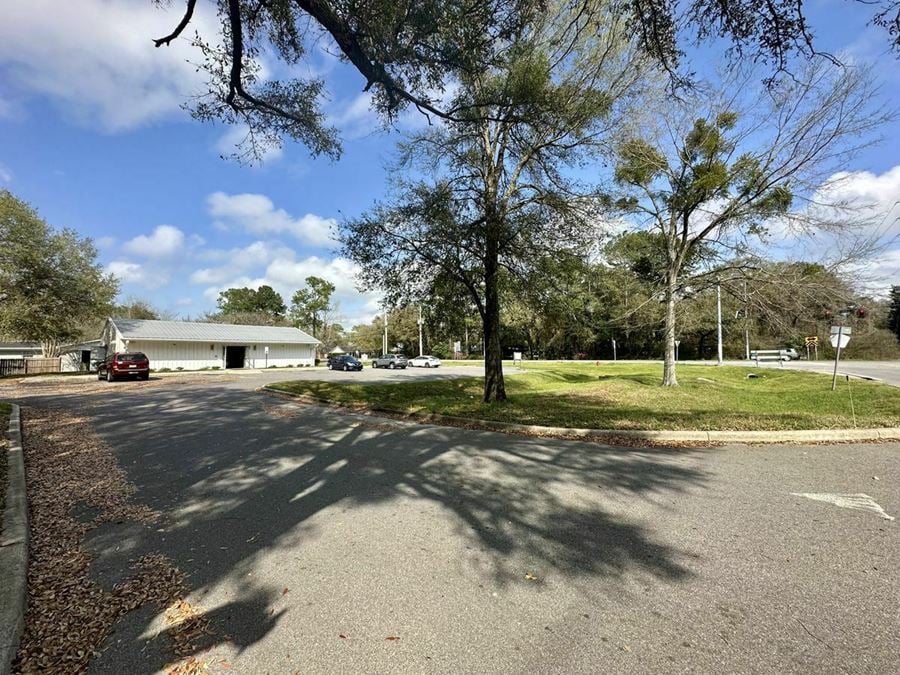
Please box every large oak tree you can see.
[0,191,118,356]
[341,1,648,402]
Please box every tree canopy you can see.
[216,285,287,319]
[289,275,336,341]
[150,0,900,160]
[0,190,118,355]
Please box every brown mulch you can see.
[14,407,214,674]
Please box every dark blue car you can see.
[329,354,363,371]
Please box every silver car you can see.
[371,354,408,369]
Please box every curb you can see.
[0,405,27,675]
[261,386,900,444]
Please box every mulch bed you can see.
[14,407,214,674]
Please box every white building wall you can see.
[124,339,315,370]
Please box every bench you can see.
[749,350,788,366]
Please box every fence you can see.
[0,357,61,377]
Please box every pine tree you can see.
[888,285,900,342]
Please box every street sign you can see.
[804,335,818,346]
[830,325,851,391]
[830,333,851,349]
[264,346,269,354]
[453,341,461,353]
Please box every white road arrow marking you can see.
[792,493,895,521]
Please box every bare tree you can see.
[612,62,891,386]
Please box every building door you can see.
[225,346,246,369]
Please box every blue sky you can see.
[1,0,898,327]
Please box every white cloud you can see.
[107,260,168,289]
[330,92,382,139]
[0,0,216,131]
[810,166,900,239]
[851,246,900,296]
[122,224,185,258]
[214,124,284,164]
[190,240,293,285]
[198,252,380,324]
[207,192,336,247]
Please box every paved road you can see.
[676,359,900,387]
[773,360,900,386]
[3,371,898,673]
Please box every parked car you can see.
[409,355,441,368]
[781,348,800,361]
[371,354,408,369]
[329,354,363,371]
[98,351,150,381]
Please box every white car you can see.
[409,355,441,368]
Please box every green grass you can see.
[269,363,900,431]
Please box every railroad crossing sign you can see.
[804,336,818,346]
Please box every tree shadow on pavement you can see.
[8,381,709,668]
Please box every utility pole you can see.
[716,280,724,365]
[611,338,617,361]
[417,305,424,356]
[382,308,388,355]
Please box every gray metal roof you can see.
[109,318,319,344]
[0,342,41,349]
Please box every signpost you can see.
[264,345,269,369]
[611,338,617,362]
[804,335,818,361]
[830,326,851,391]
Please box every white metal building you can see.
[100,318,319,370]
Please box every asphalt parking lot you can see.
[3,369,898,673]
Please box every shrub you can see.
[211,366,220,370]
[175,367,184,371]
[158,367,172,373]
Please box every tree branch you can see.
[154,0,197,48]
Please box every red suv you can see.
[98,352,150,382]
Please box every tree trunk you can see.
[41,338,60,358]
[482,228,506,403]
[662,273,678,387]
